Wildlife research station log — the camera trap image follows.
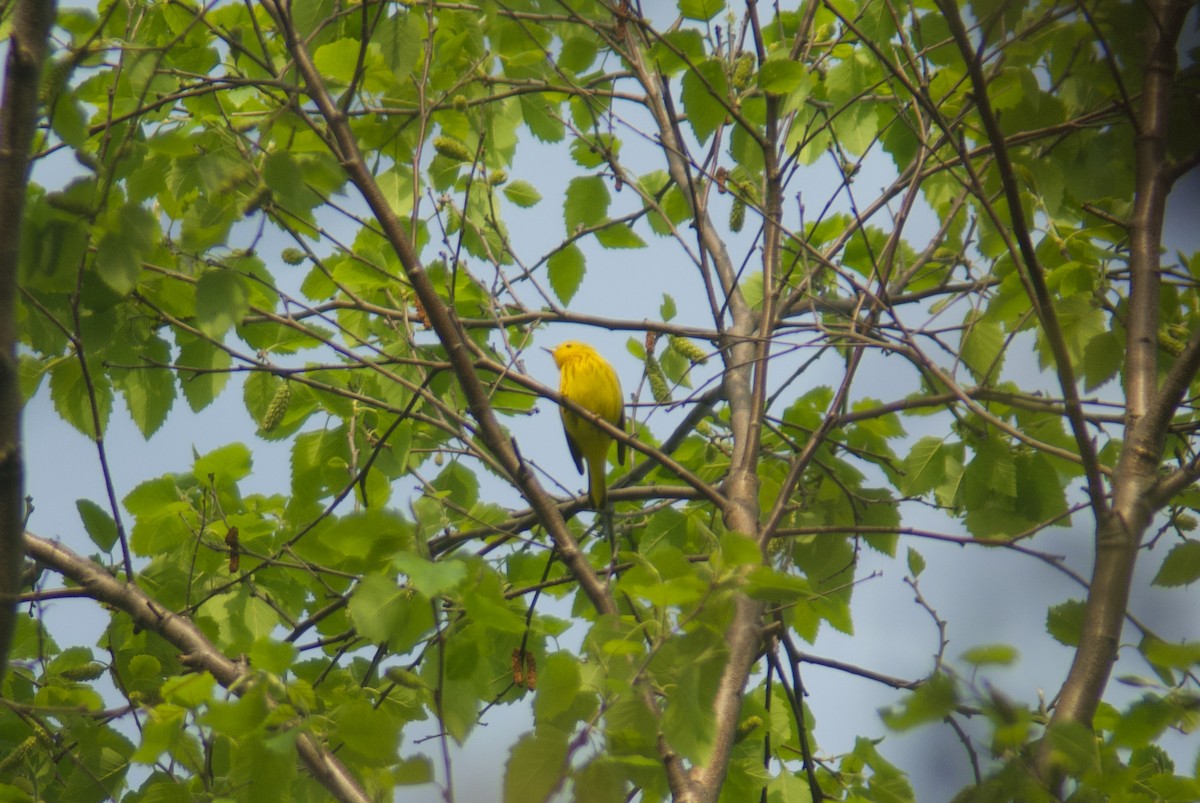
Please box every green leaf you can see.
[570,135,619,169]
[1043,720,1099,774]
[1014,451,1068,524]
[548,244,585,304]
[744,566,812,602]
[349,573,434,651]
[50,92,88,148]
[963,439,1017,504]
[960,314,1005,381]
[621,560,706,607]
[230,729,297,803]
[534,653,582,724]
[680,59,729,143]
[131,704,186,764]
[558,36,598,74]
[19,354,46,400]
[1140,636,1200,670]
[766,772,813,803]
[117,340,175,438]
[202,684,269,738]
[900,436,950,496]
[247,638,297,676]
[462,581,528,634]
[1046,599,1086,647]
[312,39,361,84]
[1152,541,1200,587]
[660,294,677,321]
[126,476,192,555]
[1040,295,1105,369]
[333,699,401,765]
[961,644,1018,666]
[242,370,277,424]
[1111,695,1177,749]
[757,60,805,95]
[647,30,705,76]
[193,442,252,487]
[572,758,628,803]
[905,547,925,578]
[394,755,434,785]
[520,94,565,142]
[161,673,217,708]
[432,460,479,508]
[880,672,957,731]
[504,726,570,803]
[262,152,323,226]
[564,176,609,231]
[50,357,111,438]
[852,737,915,803]
[95,203,156,295]
[503,180,542,207]
[77,498,119,552]
[678,0,724,21]
[195,270,249,338]
[594,223,646,250]
[176,333,232,412]
[221,585,282,650]
[392,553,467,597]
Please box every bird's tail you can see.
[587,450,608,509]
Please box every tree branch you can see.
[1038,0,1192,781]
[24,533,372,803]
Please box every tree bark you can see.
[0,0,56,681]
[1038,0,1193,780]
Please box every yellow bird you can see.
[547,341,626,508]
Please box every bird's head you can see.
[545,340,597,368]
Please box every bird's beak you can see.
[541,346,554,355]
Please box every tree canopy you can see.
[1,0,1199,801]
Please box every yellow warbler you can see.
[548,341,626,508]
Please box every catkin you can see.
[59,661,106,681]
[735,715,763,741]
[0,735,38,773]
[262,381,290,432]
[730,196,746,232]
[732,53,755,90]
[668,335,708,365]
[433,136,472,162]
[646,354,671,403]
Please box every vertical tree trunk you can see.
[0,0,56,680]
[1039,0,1192,780]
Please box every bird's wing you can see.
[561,409,585,474]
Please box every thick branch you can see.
[616,9,768,800]
[1040,0,1192,779]
[24,533,371,803]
